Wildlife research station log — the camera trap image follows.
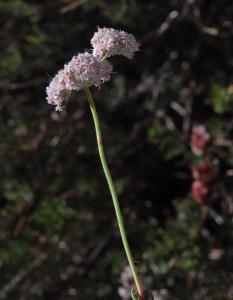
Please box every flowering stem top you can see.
[46,28,144,300]
[46,28,139,112]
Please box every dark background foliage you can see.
[0,1,232,299]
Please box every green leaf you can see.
[211,84,233,113]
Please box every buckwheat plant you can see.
[47,28,149,300]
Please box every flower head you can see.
[46,69,73,111]
[191,180,209,205]
[192,160,216,183]
[66,52,112,89]
[190,125,211,155]
[118,266,134,300]
[91,27,139,59]
[46,53,112,111]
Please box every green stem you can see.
[84,87,144,300]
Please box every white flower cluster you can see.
[66,53,112,89]
[46,28,139,111]
[91,27,139,59]
[46,53,112,111]
[118,265,134,300]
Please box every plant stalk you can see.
[84,87,144,300]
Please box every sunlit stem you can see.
[84,87,144,300]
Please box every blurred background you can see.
[0,0,233,299]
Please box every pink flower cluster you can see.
[190,125,211,155]
[46,28,139,111]
[66,53,112,89]
[91,27,139,59]
[189,125,216,205]
[46,53,112,111]
[118,265,134,300]
[191,160,216,205]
